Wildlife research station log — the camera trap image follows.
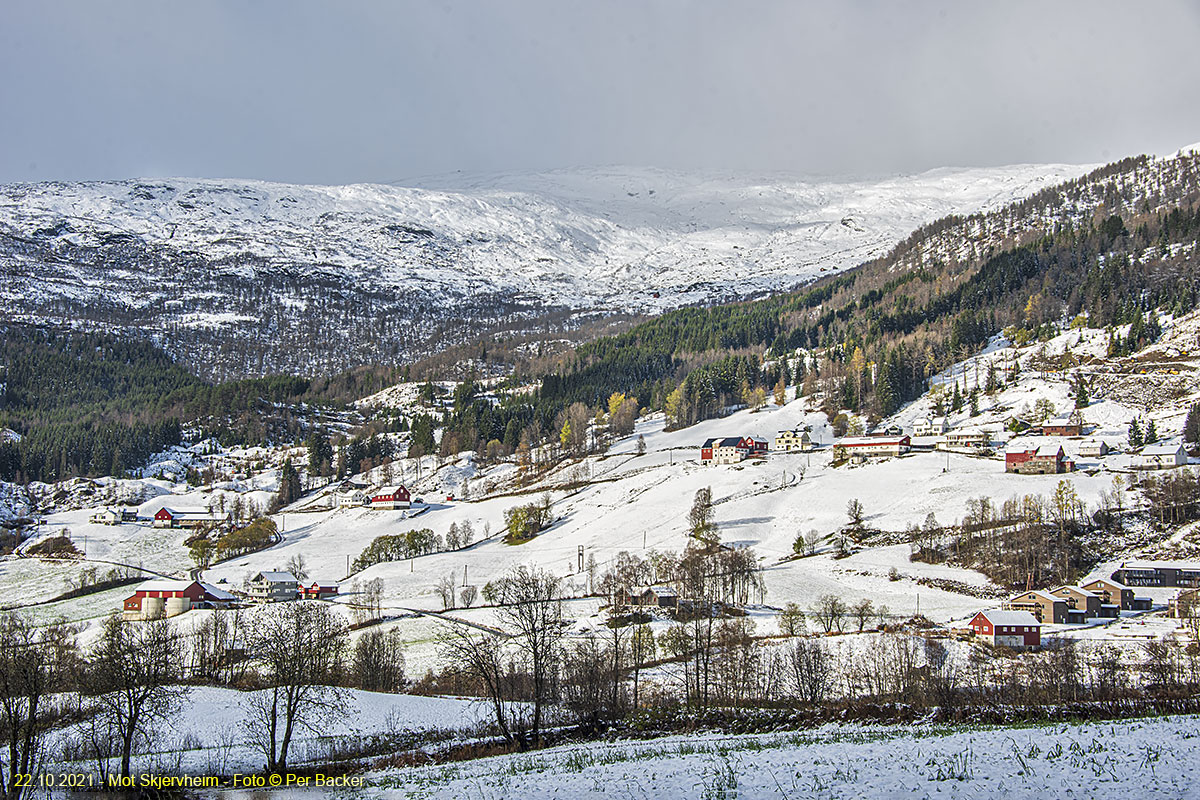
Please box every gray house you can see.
[248,571,299,603]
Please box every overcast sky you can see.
[3,1,1199,186]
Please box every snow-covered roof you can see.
[1012,589,1060,603]
[1141,443,1185,455]
[253,571,298,583]
[159,506,211,516]
[1034,444,1064,457]
[199,583,236,601]
[977,609,1040,626]
[134,579,193,593]
[373,485,408,495]
[641,585,677,597]
[1121,560,1200,571]
[837,436,908,447]
[1053,585,1098,598]
[1082,577,1128,591]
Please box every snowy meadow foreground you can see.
[224,715,1199,800]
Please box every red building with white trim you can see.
[968,609,1041,648]
[370,485,411,509]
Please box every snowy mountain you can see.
[0,164,1089,378]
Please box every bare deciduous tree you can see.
[244,602,348,774]
[351,628,406,693]
[88,614,185,780]
[0,613,70,800]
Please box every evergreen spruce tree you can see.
[1128,418,1143,450]
[1145,419,1158,444]
[1074,375,1089,408]
[1185,402,1200,445]
[950,382,963,413]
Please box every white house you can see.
[940,429,990,450]
[914,416,949,437]
[89,508,122,525]
[1137,443,1187,470]
[1077,439,1111,458]
[833,436,911,459]
[335,481,372,508]
[774,430,813,453]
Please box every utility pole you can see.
[577,545,584,573]
[463,564,468,586]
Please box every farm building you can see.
[1005,444,1074,474]
[1136,443,1187,470]
[122,580,235,621]
[1004,589,1068,624]
[370,485,412,509]
[774,430,814,453]
[152,507,229,529]
[248,571,300,603]
[832,436,910,460]
[300,582,339,600]
[968,610,1041,648]
[1041,411,1083,437]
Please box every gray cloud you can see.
[2,0,1199,184]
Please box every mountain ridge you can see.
[0,163,1091,379]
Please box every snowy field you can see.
[48,686,502,778]
[350,715,1200,800]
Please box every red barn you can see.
[969,609,1041,648]
[370,485,411,509]
[152,506,227,529]
[122,580,235,620]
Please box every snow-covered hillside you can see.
[0,163,1087,378]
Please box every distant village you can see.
[700,408,1189,474]
[697,409,1196,651]
[94,483,424,620]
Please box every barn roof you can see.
[254,571,298,583]
[199,583,236,601]
[976,609,1040,626]
[134,579,194,593]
